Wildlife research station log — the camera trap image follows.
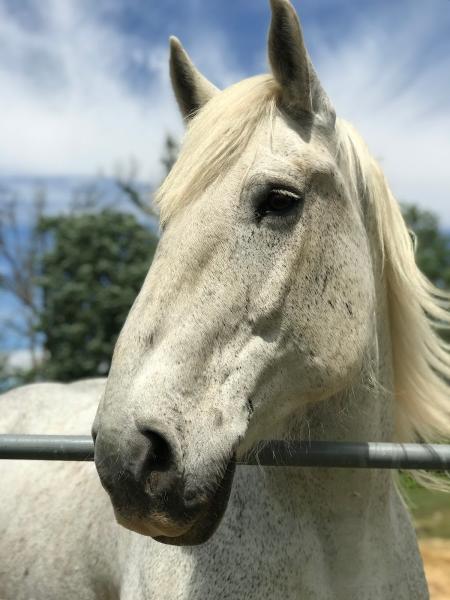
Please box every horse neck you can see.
[227,273,424,597]
[244,251,398,513]
[299,274,395,445]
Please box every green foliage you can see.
[401,203,450,289]
[401,473,450,538]
[38,210,157,381]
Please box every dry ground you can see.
[420,539,450,600]
[405,480,450,599]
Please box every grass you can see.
[400,474,450,539]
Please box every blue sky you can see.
[0,0,450,362]
[0,0,449,220]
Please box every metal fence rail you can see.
[1,434,450,469]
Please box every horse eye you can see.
[257,189,301,218]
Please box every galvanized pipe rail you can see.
[1,434,450,470]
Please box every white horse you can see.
[1,1,449,598]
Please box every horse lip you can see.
[153,455,237,546]
[114,510,192,539]
[109,455,237,545]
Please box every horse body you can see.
[0,381,119,600]
[1,1,449,598]
[0,382,428,599]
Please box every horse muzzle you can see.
[93,425,236,545]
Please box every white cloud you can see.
[0,0,448,226]
[308,3,450,225]
[0,1,179,184]
[0,1,241,187]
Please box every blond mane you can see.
[336,121,450,446]
[157,75,450,446]
[156,75,279,224]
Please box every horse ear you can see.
[268,0,335,126]
[169,36,219,122]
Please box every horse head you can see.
[92,0,450,546]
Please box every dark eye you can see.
[257,189,301,219]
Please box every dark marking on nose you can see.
[139,330,155,349]
[246,397,254,416]
[213,409,224,427]
[321,271,329,294]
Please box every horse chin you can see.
[156,458,237,546]
[115,458,236,547]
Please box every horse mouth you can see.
[114,457,236,546]
[157,458,236,546]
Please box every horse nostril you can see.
[141,429,173,473]
[135,429,179,496]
